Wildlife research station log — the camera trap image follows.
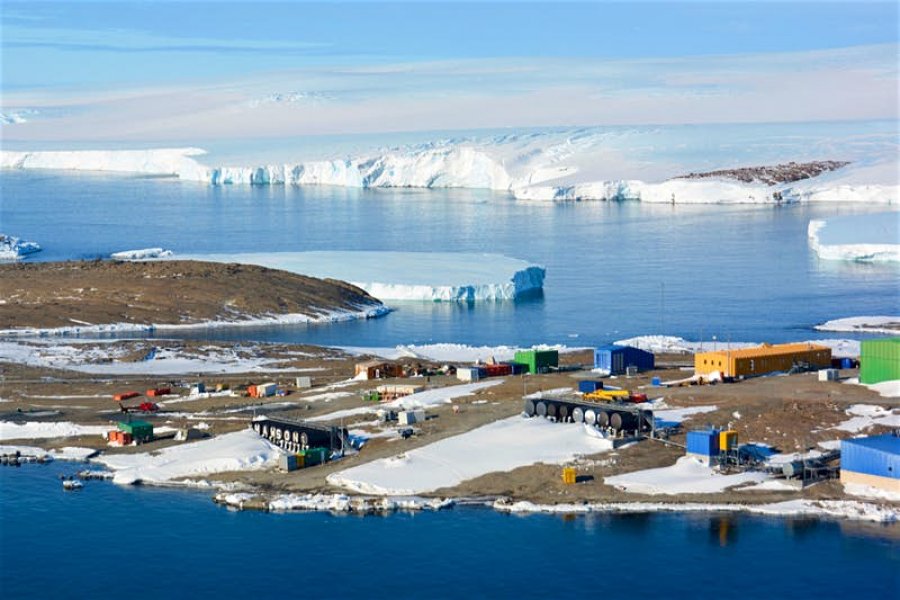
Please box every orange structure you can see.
[694,343,831,378]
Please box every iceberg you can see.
[169,251,546,302]
[0,234,41,260]
[110,248,173,260]
[808,212,900,262]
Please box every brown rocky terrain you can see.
[676,160,850,186]
[0,260,385,330]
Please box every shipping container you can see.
[841,434,900,479]
[118,420,153,442]
[456,366,484,382]
[113,391,140,402]
[300,447,327,467]
[719,430,738,451]
[506,362,527,375]
[513,350,559,374]
[145,387,171,397]
[258,382,277,397]
[686,430,720,456]
[860,337,900,385]
[578,380,604,393]
[593,345,655,375]
[562,467,576,485]
[279,454,299,472]
[398,409,426,426]
[694,343,831,378]
[295,376,312,389]
[818,369,839,382]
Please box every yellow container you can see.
[562,467,577,485]
[585,389,630,401]
[719,430,738,451]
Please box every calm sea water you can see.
[1,170,897,348]
[1,463,897,600]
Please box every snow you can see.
[337,343,581,362]
[0,234,41,260]
[0,421,109,441]
[832,404,900,432]
[96,428,283,485]
[327,415,614,495]
[111,248,173,260]
[3,125,895,205]
[0,340,324,375]
[307,380,503,422]
[808,213,900,262]
[495,499,897,522]
[0,444,98,461]
[738,479,798,492]
[651,405,718,426]
[815,316,900,334]
[166,251,545,302]
[604,456,770,495]
[843,483,900,502]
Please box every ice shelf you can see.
[170,251,546,301]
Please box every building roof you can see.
[842,434,900,455]
[596,344,650,353]
[695,342,830,359]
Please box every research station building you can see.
[859,337,899,385]
[694,342,831,378]
[840,434,900,494]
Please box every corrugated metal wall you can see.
[841,436,900,479]
[860,337,900,385]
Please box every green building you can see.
[118,420,154,442]
[513,349,559,374]
[860,337,900,385]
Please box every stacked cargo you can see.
[860,337,900,385]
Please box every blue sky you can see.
[3,1,898,89]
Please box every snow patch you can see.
[604,456,770,495]
[815,316,900,334]
[111,248,173,260]
[832,404,900,432]
[0,421,109,441]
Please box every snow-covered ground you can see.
[0,444,97,461]
[164,251,544,302]
[0,234,41,260]
[808,213,900,262]
[96,428,283,485]
[831,404,900,432]
[843,482,900,503]
[337,342,581,363]
[328,416,613,495]
[0,340,324,375]
[815,316,900,334]
[0,421,109,441]
[604,456,770,495]
[615,335,861,358]
[110,247,173,260]
[308,380,503,422]
[3,124,896,204]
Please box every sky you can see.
[1,1,898,140]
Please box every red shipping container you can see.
[146,387,171,397]
[113,391,140,401]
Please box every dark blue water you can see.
[1,463,897,599]
[1,170,897,348]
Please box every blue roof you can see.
[596,344,626,351]
[842,434,900,455]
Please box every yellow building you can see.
[694,343,832,378]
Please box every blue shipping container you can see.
[594,345,655,374]
[578,380,604,393]
[841,435,900,479]
[686,430,720,456]
[840,357,853,370]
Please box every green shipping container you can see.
[860,337,900,384]
[513,350,559,374]
[118,420,154,441]
[299,447,327,466]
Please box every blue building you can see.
[840,434,900,493]
[594,345,655,374]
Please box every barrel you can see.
[536,402,547,417]
[524,399,536,416]
[611,412,637,431]
[598,411,610,427]
[546,403,558,418]
[572,407,584,423]
[558,404,569,421]
[584,410,596,425]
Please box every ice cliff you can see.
[808,213,900,262]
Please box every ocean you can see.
[1,462,897,599]
[1,170,897,348]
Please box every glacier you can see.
[2,124,897,204]
[808,212,900,262]
[164,251,545,302]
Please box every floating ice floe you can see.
[0,445,98,461]
[0,234,41,260]
[327,416,613,496]
[815,315,900,334]
[96,428,283,485]
[168,251,545,302]
[808,213,900,262]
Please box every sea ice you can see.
[815,316,900,334]
[808,212,900,262]
[0,234,41,260]
[170,251,546,301]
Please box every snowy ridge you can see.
[2,125,896,204]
